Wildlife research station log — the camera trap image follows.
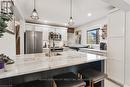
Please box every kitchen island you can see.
[0,51,106,87]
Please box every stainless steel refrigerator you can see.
[24,31,43,54]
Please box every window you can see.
[87,28,100,44]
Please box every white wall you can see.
[14,0,26,54]
[0,1,16,59]
[75,17,108,45]
[0,33,16,59]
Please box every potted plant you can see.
[0,14,10,38]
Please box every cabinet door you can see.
[125,11,130,87]
[107,37,124,83]
[108,10,125,37]
[55,28,67,41]
[107,10,125,85]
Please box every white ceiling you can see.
[124,0,130,5]
[103,0,130,11]
[17,0,114,27]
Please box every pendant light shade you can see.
[68,0,74,26]
[31,0,39,20]
[68,16,74,26]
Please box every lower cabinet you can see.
[0,78,13,87]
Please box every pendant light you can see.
[68,0,74,26]
[31,0,39,20]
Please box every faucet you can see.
[48,33,52,57]
[45,32,60,57]
[45,32,53,57]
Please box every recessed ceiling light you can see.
[88,13,92,17]
[44,20,48,23]
[64,23,68,26]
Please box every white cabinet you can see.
[25,23,67,42]
[107,37,124,61]
[48,27,67,41]
[108,10,125,37]
[56,29,67,41]
[25,24,35,31]
[107,10,125,84]
[62,29,67,41]
[125,11,130,87]
[42,28,49,41]
[48,27,55,33]
[35,25,44,32]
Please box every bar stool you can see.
[79,69,107,87]
[53,72,86,87]
[13,80,52,87]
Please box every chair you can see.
[79,69,107,87]
[53,72,86,87]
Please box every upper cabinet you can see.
[55,28,67,41]
[108,10,125,37]
[25,24,35,31]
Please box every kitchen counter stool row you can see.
[13,69,106,87]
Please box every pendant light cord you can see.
[70,0,72,17]
[34,0,36,9]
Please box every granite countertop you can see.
[0,51,106,79]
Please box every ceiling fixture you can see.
[30,0,39,20]
[44,20,48,24]
[88,13,92,17]
[68,0,74,26]
[64,23,67,26]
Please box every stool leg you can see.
[52,80,57,87]
[91,81,94,87]
[78,73,82,79]
[86,80,91,87]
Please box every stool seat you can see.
[53,72,86,87]
[13,80,52,87]
[80,69,106,83]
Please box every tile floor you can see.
[104,79,120,87]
